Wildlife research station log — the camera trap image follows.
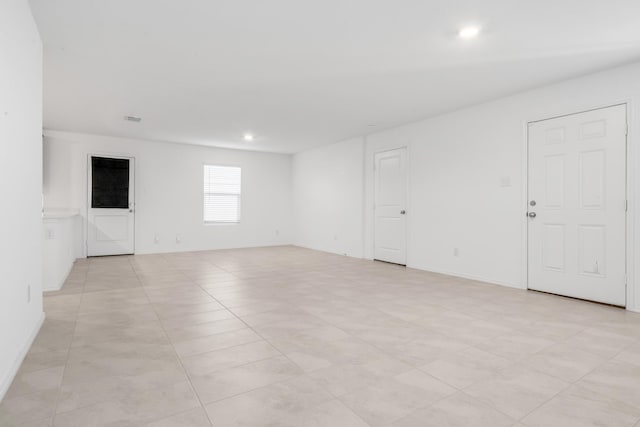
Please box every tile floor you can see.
[2,246,640,426]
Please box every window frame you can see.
[203,164,242,224]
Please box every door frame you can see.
[373,146,410,265]
[521,101,633,308]
[86,153,136,256]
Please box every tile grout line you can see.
[11,247,640,426]
[214,255,501,425]
[516,324,640,422]
[127,254,216,427]
[513,339,640,422]
[50,259,90,426]
[191,253,374,426]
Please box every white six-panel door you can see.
[374,148,407,265]
[527,105,627,306]
[87,155,135,256]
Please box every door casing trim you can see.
[521,101,632,309]
[372,146,409,266]
[86,153,136,257]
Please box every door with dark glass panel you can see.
[87,155,135,256]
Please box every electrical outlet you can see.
[334,234,338,241]
[453,248,459,257]
[275,229,279,236]
[154,233,160,244]
[45,228,55,240]
[500,176,512,187]
[176,234,181,243]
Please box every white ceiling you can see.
[30,0,640,153]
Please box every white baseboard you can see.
[292,243,364,259]
[43,258,75,292]
[296,245,522,289]
[413,266,523,290]
[0,312,45,402]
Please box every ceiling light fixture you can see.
[458,26,481,39]
[243,133,254,141]
[124,115,142,122]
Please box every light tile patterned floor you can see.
[2,246,640,426]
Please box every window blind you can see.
[203,165,241,223]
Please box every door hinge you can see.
[625,200,628,212]
[626,123,629,136]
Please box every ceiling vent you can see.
[124,115,142,122]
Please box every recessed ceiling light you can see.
[243,133,254,141]
[124,115,142,122]
[458,26,481,39]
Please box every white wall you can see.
[0,0,44,400]
[293,137,365,257]
[43,131,293,255]
[364,105,524,287]
[43,214,82,291]
[293,60,640,311]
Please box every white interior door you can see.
[374,148,407,265]
[87,155,135,256]
[528,105,627,306]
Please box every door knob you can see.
[400,210,406,215]
[528,212,537,218]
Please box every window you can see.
[91,157,130,208]
[203,165,241,223]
